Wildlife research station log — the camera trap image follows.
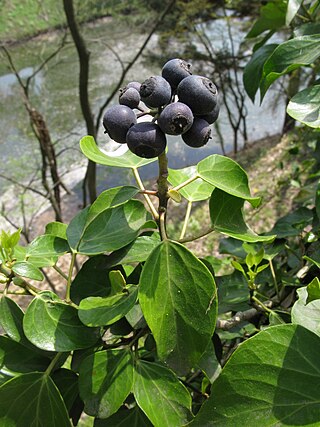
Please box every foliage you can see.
[0,1,320,426]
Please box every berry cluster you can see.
[102,59,220,158]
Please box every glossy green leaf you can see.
[287,85,320,128]
[80,136,157,168]
[139,240,217,375]
[79,349,133,418]
[246,1,286,38]
[191,324,320,426]
[133,360,193,427]
[294,22,320,37]
[243,44,278,102]
[0,372,71,427]
[197,155,260,207]
[23,291,100,351]
[286,0,303,26]
[67,200,148,255]
[0,336,51,376]
[292,284,320,337]
[45,222,67,239]
[209,188,275,242]
[78,286,138,327]
[109,270,126,295]
[168,166,214,202]
[12,260,44,281]
[260,35,320,99]
[14,245,58,268]
[26,234,70,258]
[94,406,153,426]
[197,341,221,384]
[0,296,26,343]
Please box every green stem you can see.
[65,252,76,303]
[53,265,68,281]
[178,227,214,244]
[132,167,159,220]
[251,295,273,314]
[180,201,192,240]
[157,151,169,240]
[269,259,280,298]
[45,352,63,376]
[171,174,199,192]
[159,211,168,241]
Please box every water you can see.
[0,17,285,223]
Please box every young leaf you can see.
[291,285,320,337]
[133,360,193,427]
[79,349,133,418]
[78,286,138,327]
[12,260,44,281]
[23,291,100,351]
[80,135,157,168]
[209,188,275,242]
[286,85,320,128]
[26,235,70,258]
[168,166,214,202]
[191,325,320,426]
[197,155,261,207]
[139,240,217,375]
[260,35,320,100]
[0,372,71,427]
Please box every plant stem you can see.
[178,227,214,243]
[53,265,68,281]
[251,295,273,314]
[171,174,199,192]
[45,352,63,376]
[157,151,169,240]
[132,167,159,220]
[65,251,76,303]
[180,201,193,240]
[269,259,279,298]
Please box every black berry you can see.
[161,58,192,89]
[182,118,211,147]
[158,102,194,135]
[140,76,172,108]
[177,75,218,115]
[126,122,167,158]
[103,105,136,144]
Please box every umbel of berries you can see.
[101,58,220,158]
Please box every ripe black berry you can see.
[127,81,141,92]
[161,58,192,89]
[126,122,167,158]
[197,100,220,124]
[177,75,218,115]
[158,102,193,135]
[140,76,171,108]
[103,105,136,144]
[182,118,211,147]
[119,87,141,109]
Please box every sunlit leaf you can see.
[191,325,320,426]
[287,85,320,128]
[286,0,303,26]
[139,240,217,375]
[26,235,70,258]
[292,284,320,337]
[12,261,44,281]
[168,166,214,202]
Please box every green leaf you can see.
[139,240,217,375]
[286,0,303,26]
[78,286,138,327]
[94,406,153,426]
[168,166,214,202]
[52,368,79,414]
[0,296,26,343]
[26,235,70,258]
[80,136,157,168]
[191,324,320,426]
[109,270,126,295]
[216,271,249,314]
[107,234,161,265]
[0,336,51,376]
[70,255,120,304]
[197,155,261,207]
[292,285,320,337]
[12,260,44,281]
[243,44,278,102]
[306,277,320,303]
[14,245,58,268]
[45,222,68,239]
[67,200,148,255]
[287,85,320,128]
[23,291,100,351]
[246,1,287,38]
[209,188,275,242]
[0,372,71,427]
[268,206,313,237]
[294,22,320,37]
[260,35,320,100]
[79,349,133,418]
[133,360,193,427]
[197,341,221,384]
